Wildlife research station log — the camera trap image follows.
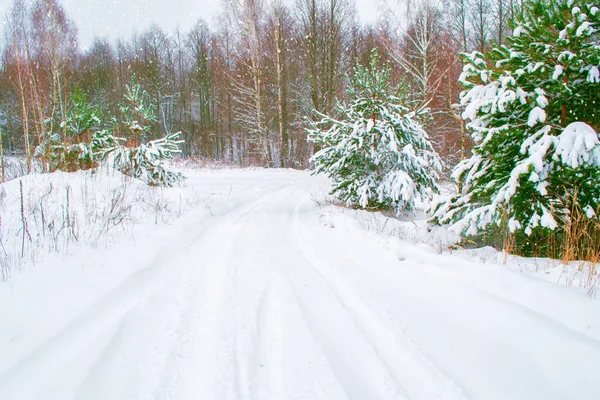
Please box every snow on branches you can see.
[107,132,185,187]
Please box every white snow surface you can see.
[555,122,600,167]
[1,168,600,400]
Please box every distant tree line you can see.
[0,0,520,171]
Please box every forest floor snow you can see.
[1,168,599,400]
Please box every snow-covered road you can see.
[1,169,599,400]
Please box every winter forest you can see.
[0,0,517,168]
[2,0,599,257]
[1,0,600,397]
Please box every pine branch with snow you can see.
[107,132,185,187]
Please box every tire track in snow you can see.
[6,171,597,400]
[290,196,470,400]
[282,194,409,399]
[0,184,293,400]
[285,255,405,399]
[198,184,354,400]
[0,201,228,395]
[227,187,307,400]
[296,196,600,400]
[153,185,293,400]
[251,276,287,400]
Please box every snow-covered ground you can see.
[1,168,599,400]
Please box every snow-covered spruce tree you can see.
[41,79,185,187]
[432,0,600,256]
[36,89,103,172]
[308,50,442,213]
[108,132,185,187]
[116,77,158,147]
[58,89,104,171]
[106,78,185,187]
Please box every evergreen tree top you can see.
[349,50,393,104]
[459,0,599,135]
[61,88,103,137]
[119,76,158,128]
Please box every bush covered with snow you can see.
[432,0,600,258]
[308,50,441,214]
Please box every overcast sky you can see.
[0,0,380,50]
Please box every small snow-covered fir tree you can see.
[308,50,442,213]
[40,89,103,171]
[62,89,103,140]
[39,78,185,187]
[432,0,600,254]
[116,76,158,147]
[90,77,185,186]
[108,132,185,187]
[106,77,185,187]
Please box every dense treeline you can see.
[0,0,520,171]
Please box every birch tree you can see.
[5,0,32,172]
